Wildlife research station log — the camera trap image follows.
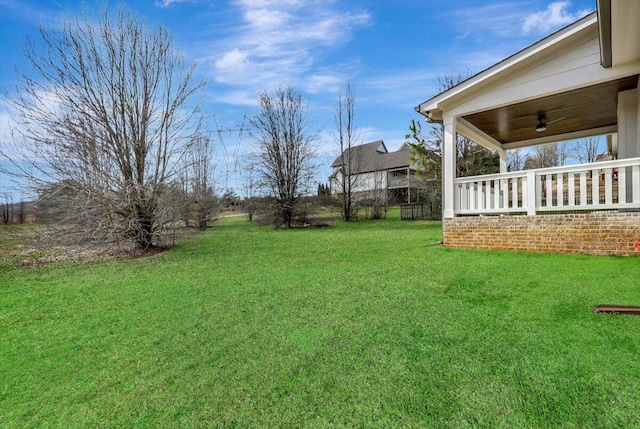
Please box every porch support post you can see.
[498,148,508,173]
[442,117,457,218]
[618,89,639,159]
[618,88,639,202]
[526,170,537,216]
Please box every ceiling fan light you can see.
[535,113,548,132]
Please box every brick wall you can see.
[443,212,640,256]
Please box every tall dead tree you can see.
[525,143,559,168]
[241,163,258,221]
[188,133,218,230]
[332,81,361,221]
[4,7,204,248]
[1,195,10,225]
[507,148,526,171]
[250,87,316,228]
[574,136,606,163]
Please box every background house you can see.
[415,0,640,255]
[329,140,427,204]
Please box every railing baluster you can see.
[527,171,537,215]
[536,175,541,209]
[568,172,575,206]
[633,165,640,203]
[484,181,490,209]
[618,167,626,204]
[557,173,564,207]
[469,183,476,211]
[545,174,552,207]
[501,179,508,209]
[592,168,599,205]
[460,183,468,211]
[580,172,587,206]
[604,168,612,205]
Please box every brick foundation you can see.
[443,212,640,256]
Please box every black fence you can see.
[401,203,441,220]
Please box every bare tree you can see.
[188,133,219,230]
[1,195,11,225]
[3,7,204,249]
[370,161,388,219]
[558,141,571,166]
[250,86,316,228]
[507,148,526,171]
[332,81,362,221]
[525,143,559,169]
[241,163,258,221]
[573,136,606,164]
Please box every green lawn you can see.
[2,216,640,427]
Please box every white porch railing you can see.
[388,177,409,188]
[454,157,640,215]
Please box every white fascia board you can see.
[416,13,598,116]
[597,0,612,67]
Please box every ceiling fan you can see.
[535,114,565,132]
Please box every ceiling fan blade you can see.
[546,117,565,125]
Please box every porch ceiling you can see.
[462,74,638,146]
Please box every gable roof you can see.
[332,140,411,174]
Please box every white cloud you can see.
[305,73,344,95]
[201,1,371,105]
[214,49,251,84]
[447,2,528,38]
[522,1,593,34]
[244,8,291,29]
[447,1,593,40]
[155,0,196,8]
[212,89,259,107]
[0,0,65,29]
[361,69,439,108]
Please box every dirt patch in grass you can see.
[252,216,336,228]
[0,226,201,268]
[4,242,168,268]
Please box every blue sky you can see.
[0,0,595,199]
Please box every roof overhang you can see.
[462,75,638,148]
[415,12,598,122]
[415,0,640,151]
